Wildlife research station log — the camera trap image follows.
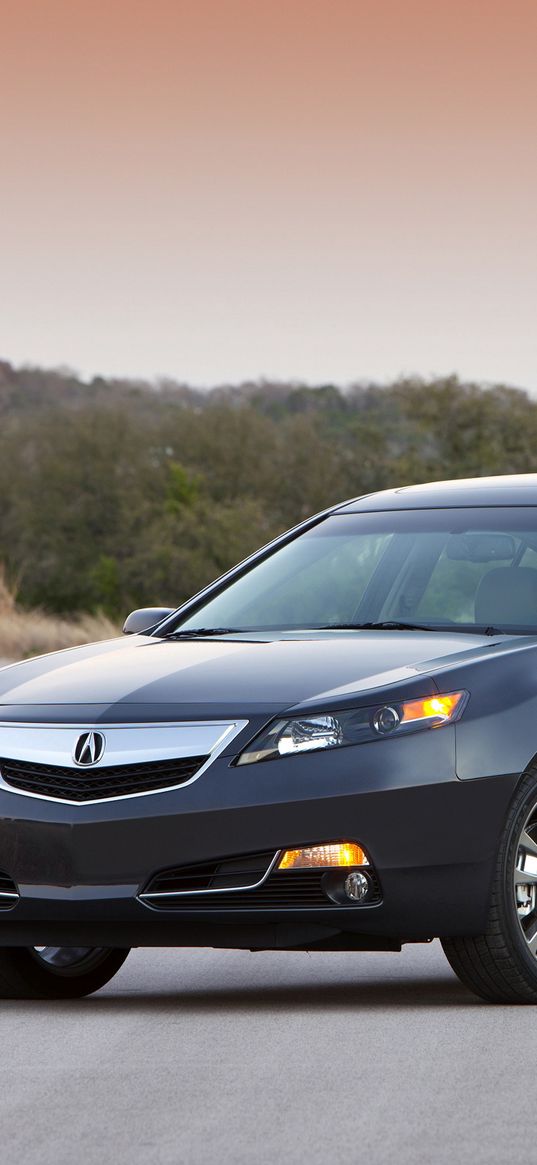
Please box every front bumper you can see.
[0,725,518,948]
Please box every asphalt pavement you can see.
[1,940,528,1164]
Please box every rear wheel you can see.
[442,769,537,1003]
[0,945,129,998]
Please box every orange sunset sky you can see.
[1,0,536,387]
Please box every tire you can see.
[0,946,129,999]
[442,767,537,1003]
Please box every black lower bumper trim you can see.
[0,919,404,951]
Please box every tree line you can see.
[0,360,535,616]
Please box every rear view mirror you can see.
[123,607,175,634]
[446,533,516,563]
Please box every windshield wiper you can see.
[321,621,509,635]
[165,622,514,639]
[165,627,245,639]
[321,621,459,633]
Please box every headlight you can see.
[236,690,468,764]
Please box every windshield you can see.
[167,507,537,635]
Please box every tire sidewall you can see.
[0,946,129,999]
[498,774,537,983]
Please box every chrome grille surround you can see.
[0,720,249,805]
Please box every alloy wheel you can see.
[513,807,537,956]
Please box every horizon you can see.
[0,355,534,398]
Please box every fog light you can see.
[278,842,368,870]
[344,871,369,901]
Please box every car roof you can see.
[334,474,537,512]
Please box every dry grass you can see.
[0,572,120,662]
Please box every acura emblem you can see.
[73,731,105,766]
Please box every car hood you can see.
[0,629,521,721]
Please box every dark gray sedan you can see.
[1,474,537,1003]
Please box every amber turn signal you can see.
[278,842,369,870]
[400,691,466,725]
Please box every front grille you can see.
[141,852,382,911]
[0,870,18,909]
[0,755,209,803]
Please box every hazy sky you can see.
[1,0,536,387]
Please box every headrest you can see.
[474,566,537,626]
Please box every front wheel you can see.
[0,945,129,998]
[442,769,537,1003]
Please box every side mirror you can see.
[122,607,175,635]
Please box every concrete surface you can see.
[0,941,528,1164]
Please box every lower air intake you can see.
[0,871,19,910]
[140,851,382,910]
